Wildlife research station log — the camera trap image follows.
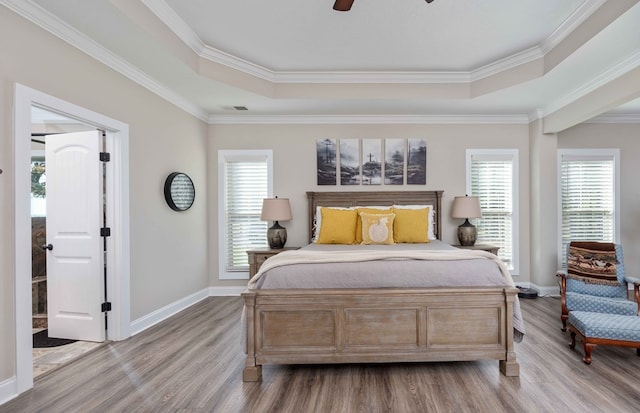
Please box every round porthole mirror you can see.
[164,172,195,211]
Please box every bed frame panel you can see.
[242,191,519,381]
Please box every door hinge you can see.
[101,302,112,312]
[100,152,110,162]
[100,227,111,237]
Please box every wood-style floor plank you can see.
[2,296,640,412]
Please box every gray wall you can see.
[0,7,209,383]
[208,123,531,286]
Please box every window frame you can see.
[556,148,620,268]
[218,149,273,280]
[466,149,519,275]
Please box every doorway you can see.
[13,84,131,394]
[29,109,105,377]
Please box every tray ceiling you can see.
[8,0,640,125]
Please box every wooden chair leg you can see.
[561,314,568,332]
[636,348,640,357]
[568,331,576,349]
[583,342,596,365]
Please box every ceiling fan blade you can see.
[333,0,355,11]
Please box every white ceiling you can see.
[165,0,584,72]
[8,0,640,123]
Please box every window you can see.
[218,150,273,279]
[466,149,519,274]
[557,149,619,267]
[31,156,46,217]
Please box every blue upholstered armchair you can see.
[557,242,640,331]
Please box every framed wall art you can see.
[407,138,427,185]
[316,138,337,185]
[362,139,382,185]
[340,139,361,185]
[315,138,426,186]
[384,138,405,185]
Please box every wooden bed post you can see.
[499,287,520,377]
[242,292,262,382]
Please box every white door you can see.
[45,130,106,342]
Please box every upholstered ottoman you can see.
[567,311,640,364]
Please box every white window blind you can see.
[558,150,618,265]
[467,150,518,274]
[218,150,272,279]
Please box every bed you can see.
[241,191,521,381]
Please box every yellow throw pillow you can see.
[355,207,392,243]
[393,207,430,243]
[360,212,395,245]
[393,205,435,240]
[317,208,358,244]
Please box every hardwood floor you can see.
[3,295,640,412]
[33,337,104,379]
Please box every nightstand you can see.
[247,247,299,277]
[454,244,500,255]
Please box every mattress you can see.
[250,241,511,290]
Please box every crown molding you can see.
[539,0,607,54]
[199,45,276,82]
[1,0,209,122]
[207,114,530,125]
[141,0,206,55]
[470,46,543,82]
[585,113,640,124]
[273,71,472,84]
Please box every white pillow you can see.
[392,205,436,240]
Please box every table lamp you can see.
[451,195,482,246]
[261,197,292,249]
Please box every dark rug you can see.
[517,286,538,299]
[33,330,78,348]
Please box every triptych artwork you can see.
[316,138,427,186]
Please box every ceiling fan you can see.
[333,0,434,12]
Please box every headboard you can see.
[306,191,443,243]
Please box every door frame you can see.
[13,83,131,393]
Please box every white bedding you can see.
[248,241,514,289]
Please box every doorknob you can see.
[42,244,53,251]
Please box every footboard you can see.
[242,287,519,381]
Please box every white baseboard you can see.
[129,286,245,337]
[129,288,209,336]
[208,286,245,296]
[0,376,17,406]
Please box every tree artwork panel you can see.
[407,138,427,185]
[340,139,361,185]
[362,139,382,185]
[316,138,337,185]
[384,139,405,185]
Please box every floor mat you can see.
[33,330,78,348]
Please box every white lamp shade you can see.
[261,198,292,221]
[451,196,481,219]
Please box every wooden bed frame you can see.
[242,191,519,381]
